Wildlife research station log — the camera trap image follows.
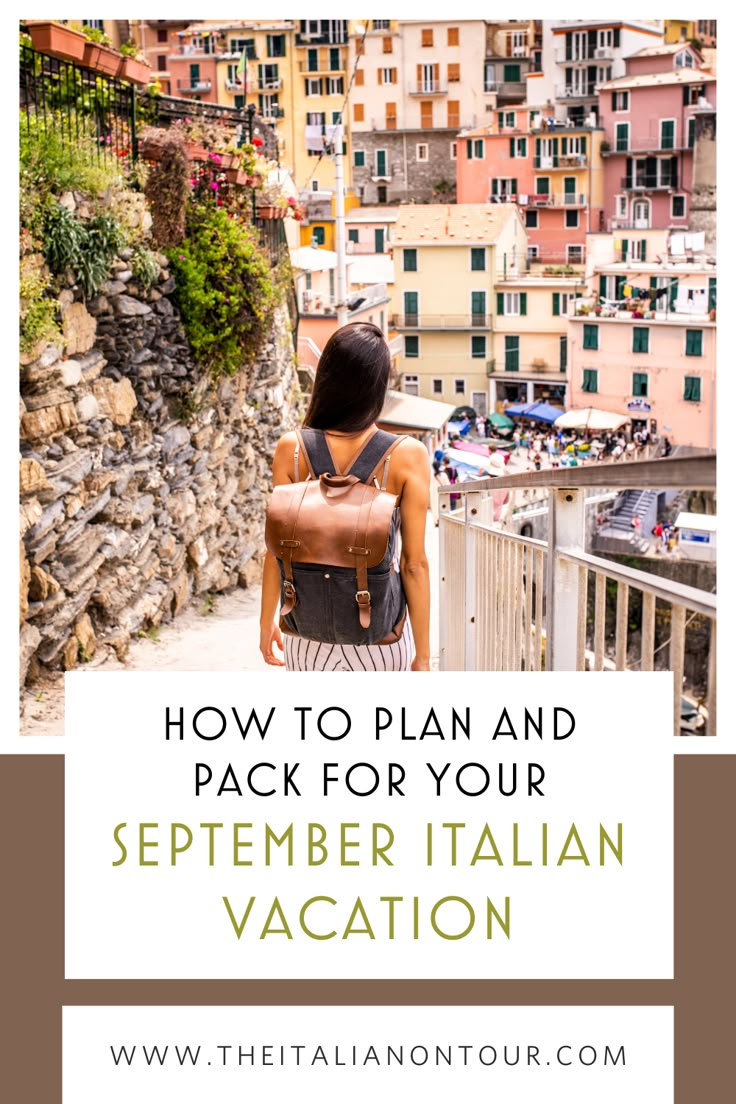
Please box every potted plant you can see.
[118,41,152,85]
[25,20,87,63]
[81,26,120,75]
[256,181,288,218]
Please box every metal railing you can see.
[438,455,716,734]
[177,78,213,93]
[392,314,493,329]
[408,82,448,95]
[527,191,587,206]
[484,81,527,98]
[20,39,137,164]
[621,175,679,191]
[556,84,596,99]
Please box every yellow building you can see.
[391,204,527,415]
[664,20,697,44]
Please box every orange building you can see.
[456,103,605,267]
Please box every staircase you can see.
[609,489,658,533]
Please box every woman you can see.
[260,322,431,672]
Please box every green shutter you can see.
[708,277,716,311]
[553,292,560,316]
[497,292,504,316]
[511,178,518,194]
[622,238,629,260]
[686,329,703,356]
[561,137,568,155]
[668,277,678,311]
[552,136,558,167]
[661,119,675,149]
[466,139,473,159]
[633,327,649,354]
[581,135,587,155]
[598,277,605,300]
[520,292,527,316]
[509,138,515,158]
[492,178,499,196]
[684,376,701,402]
[616,276,626,299]
[582,368,598,393]
[640,240,647,261]
[583,324,598,350]
[520,138,526,157]
[560,336,567,372]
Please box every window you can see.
[565,210,579,228]
[687,117,695,148]
[420,100,433,128]
[685,330,703,357]
[613,90,629,112]
[505,336,520,372]
[404,336,419,358]
[404,291,419,323]
[403,249,418,272]
[484,61,496,92]
[403,374,419,395]
[348,229,359,243]
[660,119,675,150]
[471,336,487,358]
[447,27,459,46]
[447,101,460,128]
[267,34,285,57]
[632,372,648,397]
[553,292,579,316]
[327,77,344,95]
[385,103,397,129]
[375,149,387,176]
[329,47,341,71]
[353,149,365,167]
[305,78,323,96]
[536,176,550,196]
[372,20,390,30]
[525,210,538,228]
[466,139,485,160]
[416,143,428,162]
[615,122,629,152]
[157,28,167,43]
[259,93,280,118]
[470,247,485,271]
[527,245,540,261]
[448,62,460,82]
[421,28,434,47]
[353,103,364,122]
[683,376,702,402]
[450,141,457,160]
[615,195,628,219]
[355,68,364,86]
[671,194,686,219]
[632,327,649,354]
[382,37,393,53]
[432,378,443,394]
[503,64,521,83]
[497,292,527,316]
[583,324,599,351]
[311,227,325,246]
[157,55,166,71]
[498,110,516,129]
[471,290,487,323]
[623,238,647,262]
[582,368,598,393]
[509,137,527,158]
[567,244,584,264]
[675,50,694,68]
[454,379,466,395]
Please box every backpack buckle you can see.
[283,580,296,599]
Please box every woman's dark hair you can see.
[303,322,392,431]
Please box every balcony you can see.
[526,192,587,207]
[393,314,492,330]
[555,45,613,64]
[621,175,678,192]
[438,455,717,734]
[533,155,588,169]
[298,54,346,72]
[408,82,448,96]
[601,140,687,157]
[224,78,244,92]
[556,84,596,100]
[177,78,212,94]
[483,81,527,100]
[257,76,283,90]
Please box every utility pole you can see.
[333,138,348,327]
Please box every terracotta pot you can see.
[184,142,210,162]
[118,56,152,85]
[257,206,286,220]
[83,41,121,76]
[26,21,87,63]
[224,167,251,185]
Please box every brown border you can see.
[3,754,734,1102]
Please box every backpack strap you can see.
[348,430,406,485]
[298,427,335,477]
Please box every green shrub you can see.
[19,112,120,204]
[43,202,124,297]
[168,206,278,379]
[130,244,160,288]
[20,269,64,355]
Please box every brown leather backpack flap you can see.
[265,480,397,569]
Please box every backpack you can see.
[265,427,407,646]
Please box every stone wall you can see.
[352,130,458,205]
[20,247,299,686]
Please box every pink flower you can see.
[179,254,185,260]
[211,181,219,191]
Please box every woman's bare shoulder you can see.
[393,435,430,470]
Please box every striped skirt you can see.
[283,619,414,672]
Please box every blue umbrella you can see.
[506,401,565,424]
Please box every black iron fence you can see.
[20,39,138,164]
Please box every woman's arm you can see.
[259,434,298,666]
[396,440,431,671]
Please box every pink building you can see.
[457,104,604,266]
[598,43,716,233]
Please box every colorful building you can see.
[534,20,664,125]
[349,18,486,204]
[456,104,605,266]
[391,204,526,415]
[597,43,716,234]
[568,233,716,447]
[134,19,193,94]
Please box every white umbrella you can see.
[290,245,343,272]
[554,407,630,431]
